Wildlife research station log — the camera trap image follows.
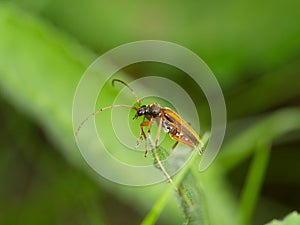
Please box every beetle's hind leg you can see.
[168,129,179,155]
[172,141,179,150]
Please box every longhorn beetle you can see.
[75,79,203,156]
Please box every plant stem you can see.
[236,140,271,225]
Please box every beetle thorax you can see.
[136,103,162,118]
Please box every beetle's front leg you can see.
[135,117,148,148]
[137,118,156,157]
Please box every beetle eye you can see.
[137,108,145,116]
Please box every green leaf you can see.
[0,2,95,163]
[141,134,210,225]
[0,4,182,225]
[141,149,200,225]
[265,212,300,225]
[1,3,300,225]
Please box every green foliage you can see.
[0,1,300,225]
[0,2,95,163]
[144,135,209,225]
[265,212,300,225]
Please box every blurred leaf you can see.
[218,108,300,171]
[265,212,300,225]
[1,2,300,225]
[0,3,180,225]
[227,61,300,119]
[0,2,95,163]
[5,0,300,85]
[0,97,108,225]
[192,163,237,225]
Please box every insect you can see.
[75,79,203,156]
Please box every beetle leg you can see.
[144,118,156,157]
[169,132,194,148]
[135,117,154,157]
[146,117,155,133]
[154,117,162,148]
[168,129,179,155]
[168,141,179,156]
[171,141,179,150]
[136,121,148,147]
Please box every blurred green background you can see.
[0,1,299,225]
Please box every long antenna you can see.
[112,79,141,107]
[75,104,136,141]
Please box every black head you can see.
[136,105,148,117]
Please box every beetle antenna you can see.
[112,79,141,107]
[75,104,136,141]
